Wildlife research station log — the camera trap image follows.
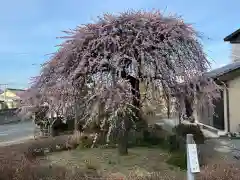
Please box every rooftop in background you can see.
[0,88,26,97]
[224,28,240,42]
[205,61,240,80]
[6,88,25,92]
[7,88,25,96]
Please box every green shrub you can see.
[166,135,180,152]
[128,129,164,148]
[166,151,187,170]
[78,135,93,149]
[129,123,171,148]
[175,124,205,144]
[143,130,159,145]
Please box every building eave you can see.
[224,28,240,42]
[204,61,240,81]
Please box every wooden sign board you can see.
[187,144,200,173]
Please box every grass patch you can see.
[42,147,185,178]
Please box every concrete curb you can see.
[0,136,34,147]
[0,120,21,126]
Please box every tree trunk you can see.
[128,75,140,112]
[74,102,78,132]
[117,113,131,155]
[167,95,171,118]
[118,128,129,155]
[119,71,143,155]
[121,70,141,110]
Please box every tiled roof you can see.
[205,61,240,78]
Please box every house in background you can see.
[0,88,25,109]
[224,28,240,62]
[152,28,240,136]
[195,28,240,135]
[197,61,240,135]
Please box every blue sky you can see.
[0,0,239,89]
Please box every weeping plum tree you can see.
[20,59,91,128]
[20,10,220,155]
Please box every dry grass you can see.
[2,133,240,179]
[0,135,185,180]
[42,147,186,179]
[0,135,72,179]
[0,135,69,159]
[196,159,240,180]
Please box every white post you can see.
[186,134,200,180]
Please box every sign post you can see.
[186,134,200,180]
